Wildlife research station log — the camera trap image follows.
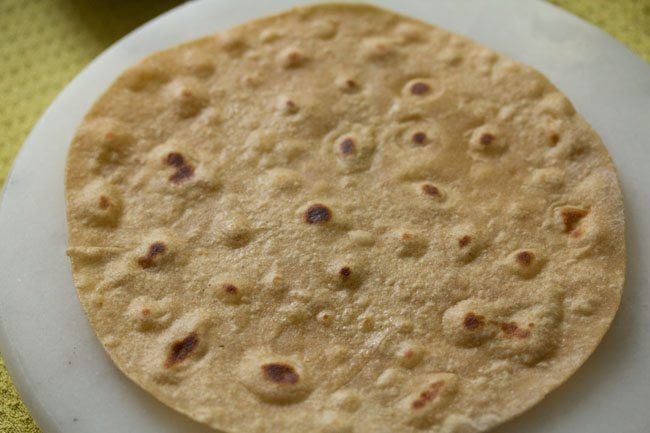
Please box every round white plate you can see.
[1,0,649,432]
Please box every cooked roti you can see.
[65,4,625,433]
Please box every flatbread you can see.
[65,4,626,433]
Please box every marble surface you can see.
[0,0,648,432]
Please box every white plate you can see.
[1,0,649,432]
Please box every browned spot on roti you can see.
[166,152,185,167]
[570,227,583,238]
[137,242,167,268]
[170,165,195,183]
[458,235,471,248]
[479,133,495,146]
[549,133,560,146]
[98,195,111,209]
[262,363,299,384]
[165,152,195,183]
[515,250,533,265]
[410,82,430,95]
[560,207,589,233]
[142,308,151,316]
[339,266,352,279]
[305,204,331,224]
[463,312,484,329]
[411,380,445,409]
[421,183,440,197]
[346,79,358,89]
[412,131,427,145]
[164,332,199,368]
[287,52,301,65]
[339,138,355,154]
[499,322,530,339]
[224,284,238,294]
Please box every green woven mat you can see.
[0,0,648,431]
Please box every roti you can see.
[65,3,626,433]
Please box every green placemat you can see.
[1,0,648,431]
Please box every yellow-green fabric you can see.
[0,0,647,431]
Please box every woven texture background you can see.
[0,0,648,431]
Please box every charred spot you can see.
[463,312,484,330]
[346,79,358,89]
[412,131,427,145]
[411,380,445,409]
[560,207,589,233]
[164,332,199,368]
[479,133,495,146]
[137,242,167,269]
[339,266,352,279]
[150,242,166,255]
[458,235,471,248]
[421,183,440,197]
[515,251,533,266]
[549,133,560,146]
[339,138,355,155]
[170,164,195,183]
[166,152,185,167]
[262,363,299,384]
[305,204,331,224]
[223,284,238,294]
[165,152,195,183]
[410,81,430,95]
[499,322,530,338]
[98,195,111,210]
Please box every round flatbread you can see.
[65,4,625,433]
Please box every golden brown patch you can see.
[479,133,495,146]
[499,322,531,339]
[98,195,111,210]
[262,363,299,384]
[515,251,533,266]
[137,242,167,269]
[560,207,589,233]
[164,332,199,368]
[165,152,195,183]
[421,183,440,197]
[463,312,484,330]
[458,235,471,248]
[411,380,445,409]
[410,82,430,95]
[224,284,238,294]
